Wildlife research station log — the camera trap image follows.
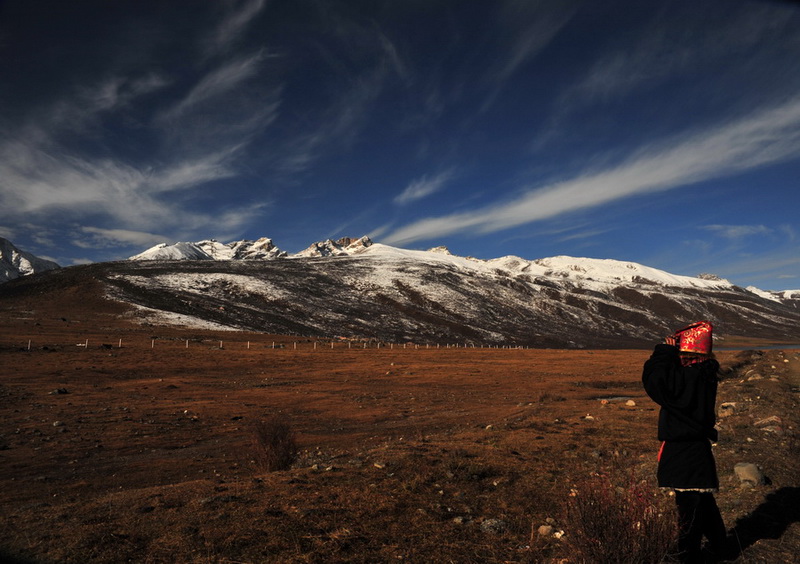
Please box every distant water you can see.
[717,345,800,351]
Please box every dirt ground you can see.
[1,286,798,563]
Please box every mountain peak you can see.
[0,237,60,283]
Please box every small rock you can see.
[373,462,386,469]
[485,424,494,430]
[734,462,765,486]
[599,399,609,406]
[52,421,65,427]
[754,415,782,427]
[759,426,784,436]
[480,518,507,534]
[748,374,763,381]
[538,525,554,536]
[453,516,470,525]
[49,388,69,395]
[718,402,736,417]
[583,414,595,421]
[625,400,636,407]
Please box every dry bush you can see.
[252,416,297,471]
[562,472,677,564]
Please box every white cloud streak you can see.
[162,51,267,120]
[73,227,168,249]
[702,224,772,239]
[384,96,800,245]
[211,0,268,54]
[394,170,454,205]
[0,125,244,231]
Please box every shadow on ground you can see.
[729,487,800,558]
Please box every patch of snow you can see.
[1,237,60,283]
[123,303,239,331]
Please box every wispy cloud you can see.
[162,51,267,120]
[702,224,772,239]
[394,170,454,205]
[384,95,800,245]
[211,0,268,55]
[73,227,168,249]
[480,1,577,112]
[493,1,578,84]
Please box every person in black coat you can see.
[642,321,728,563]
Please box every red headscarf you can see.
[674,321,713,354]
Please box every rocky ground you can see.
[0,287,798,563]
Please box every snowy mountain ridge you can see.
[130,235,736,293]
[4,235,800,347]
[0,237,60,283]
[130,237,286,261]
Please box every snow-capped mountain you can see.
[130,237,286,261]
[81,237,800,346]
[0,237,60,283]
[5,235,799,347]
[293,236,373,257]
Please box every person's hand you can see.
[664,336,677,346]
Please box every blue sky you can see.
[1,0,799,290]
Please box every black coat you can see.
[642,344,720,489]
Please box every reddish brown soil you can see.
[1,284,798,563]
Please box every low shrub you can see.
[561,472,677,564]
[252,416,297,472]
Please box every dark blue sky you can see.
[1,0,799,290]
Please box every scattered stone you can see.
[583,414,595,421]
[373,462,386,469]
[718,402,736,417]
[453,516,470,525]
[625,400,636,407]
[734,462,765,487]
[52,421,65,427]
[480,518,507,534]
[49,388,69,395]
[747,374,763,381]
[538,525,554,536]
[485,424,494,430]
[754,415,782,428]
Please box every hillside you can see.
[0,237,60,283]
[1,239,799,348]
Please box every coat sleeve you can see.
[641,343,683,408]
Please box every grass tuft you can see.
[252,416,298,472]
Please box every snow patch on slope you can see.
[1,237,60,283]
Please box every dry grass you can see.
[561,470,677,564]
[252,416,298,472]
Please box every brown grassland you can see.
[1,284,798,562]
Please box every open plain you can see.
[1,285,798,563]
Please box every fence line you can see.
[9,335,530,353]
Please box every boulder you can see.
[734,463,765,487]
